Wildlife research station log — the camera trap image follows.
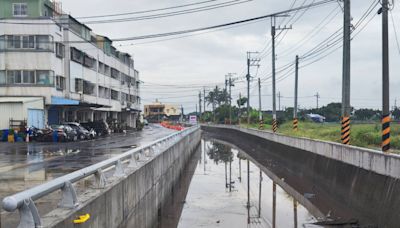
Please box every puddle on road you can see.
[161,139,321,228]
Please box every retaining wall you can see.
[41,128,201,228]
[202,125,400,227]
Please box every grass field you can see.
[243,121,400,152]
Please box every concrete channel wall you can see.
[207,124,400,179]
[202,125,400,227]
[41,128,201,228]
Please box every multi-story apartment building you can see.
[0,0,141,129]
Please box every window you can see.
[13,3,28,17]
[104,65,110,76]
[23,71,35,84]
[6,35,21,49]
[71,47,83,63]
[0,71,5,84]
[111,68,119,79]
[56,75,65,90]
[98,62,104,74]
[0,70,54,85]
[0,36,5,50]
[75,78,83,93]
[2,35,53,51]
[36,70,54,85]
[22,36,35,49]
[36,35,52,50]
[111,90,119,100]
[83,55,95,69]
[55,42,64,58]
[83,80,95,95]
[7,71,22,84]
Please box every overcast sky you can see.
[60,0,400,113]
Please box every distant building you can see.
[0,0,141,129]
[144,100,181,122]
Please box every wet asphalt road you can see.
[0,124,175,201]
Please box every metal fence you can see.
[2,126,199,228]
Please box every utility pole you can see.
[293,55,299,131]
[246,51,260,125]
[203,87,206,120]
[229,77,233,124]
[258,78,263,129]
[341,0,351,145]
[315,92,320,109]
[239,93,242,125]
[381,0,390,152]
[278,91,281,111]
[199,91,202,121]
[180,105,184,123]
[226,73,236,124]
[196,104,198,116]
[271,16,292,133]
[213,86,217,123]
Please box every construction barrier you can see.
[160,122,184,131]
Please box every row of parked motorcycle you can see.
[29,121,111,142]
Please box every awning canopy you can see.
[51,96,79,105]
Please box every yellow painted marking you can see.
[73,214,90,224]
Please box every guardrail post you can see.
[59,181,78,208]
[114,160,125,177]
[137,150,145,161]
[128,153,138,168]
[94,169,107,189]
[18,198,41,228]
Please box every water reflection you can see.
[175,139,319,228]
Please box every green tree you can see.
[354,108,379,121]
[207,141,233,164]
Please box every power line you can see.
[389,10,400,55]
[82,0,255,24]
[76,0,220,19]
[0,0,337,43]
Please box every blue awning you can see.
[51,96,79,105]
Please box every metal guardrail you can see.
[2,126,199,228]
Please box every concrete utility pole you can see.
[180,105,184,123]
[258,78,263,129]
[315,92,320,109]
[246,52,260,125]
[271,16,292,133]
[381,0,390,152]
[278,91,282,111]
[203,87,206,117]
[229,77,233,124]
[341,0,351,145]
[239,93,242,125]
[226,73,236,124]
[199,91,202,120]
[293,55,299,131]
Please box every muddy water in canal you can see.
[161,139,321,228]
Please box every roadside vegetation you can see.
[243,121,400,151]
[197,86,400,152]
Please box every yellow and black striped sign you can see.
[341,116,350,145]
[272,119,278,133]
[382,114,391,152]
[258,119,264,130]
[293,118,298,131]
